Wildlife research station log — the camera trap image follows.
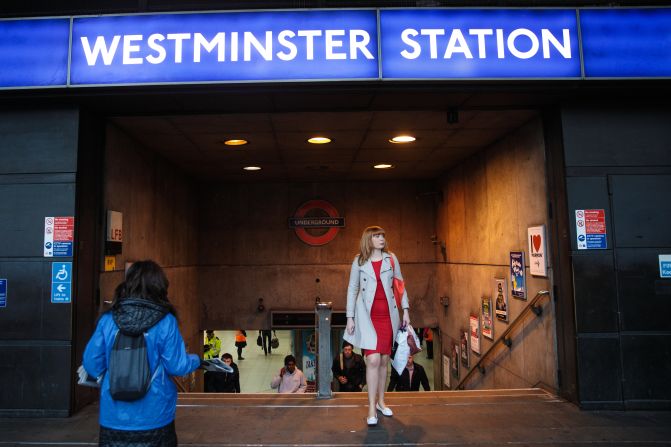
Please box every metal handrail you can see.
[456,290,551,390]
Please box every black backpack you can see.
[108,330,153,401]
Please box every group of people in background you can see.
[81,226,419,444]
[203,330,241,393]
[331,340,430,393]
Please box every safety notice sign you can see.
[44,216,74,257]
[575,209,607,250]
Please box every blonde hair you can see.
[358,226,389,265]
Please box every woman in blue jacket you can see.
[83,260,200,446]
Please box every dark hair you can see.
[221,353,233,360]
[112,260,178,317]
[284,354,296,366]
[342,341,353,349]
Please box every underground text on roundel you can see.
[70,10,379,84]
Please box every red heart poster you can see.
[532,234,542,252]
[527,225,547,277]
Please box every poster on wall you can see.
[451,343,460,380]
[443,354,451,389]
[575,209,607,250]
[301,330,316,383]
[494,278,509,323]
[481,296,494,340]
[528,225,548,277]
[510,251,526,300]
[469,314,481,355]
[460,329,469,369]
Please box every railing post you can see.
[315,301,333,399]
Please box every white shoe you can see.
[366,416,378,426]
[376,403,393,417]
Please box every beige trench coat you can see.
[343,251,409,350]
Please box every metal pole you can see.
[315,301,333,399]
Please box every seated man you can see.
[331,341,366,392]
[270,355,307,393]
[388,355,430,392]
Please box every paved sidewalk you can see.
[1,389,670,446]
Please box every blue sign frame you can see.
[1,7,670,88]
[0,18,70,88]
[580,8,671,78]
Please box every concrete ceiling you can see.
[110,109,537,182]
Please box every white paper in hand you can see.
[202,358,234,373]
[392,329,411,375]
[77,365,102,388]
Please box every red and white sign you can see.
[44,216,74,257]
[575,209,607,250]
[527,225,547,277]
[469,314,481,355]
[289,200,344,246]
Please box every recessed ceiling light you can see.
[389,135,416,144]
[243,166,261,171]
[374,163,394,169]
[224,139,248,146]
[307,136,332,144]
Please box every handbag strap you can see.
[389,255,402,308]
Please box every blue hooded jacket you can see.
[83,299,200,430]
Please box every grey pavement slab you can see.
[0,389,670,446]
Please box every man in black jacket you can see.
[212,353,241,393]
[388,355,430,392]
[332,341,366,392]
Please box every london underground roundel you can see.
[289,200,345,246]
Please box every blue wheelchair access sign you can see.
[51,262,72,303]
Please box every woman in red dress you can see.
[344,226,411,426]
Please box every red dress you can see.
[365,260,393,356]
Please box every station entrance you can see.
[95,104,561,396]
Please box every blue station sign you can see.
[70,10,379,85]
[380,9,580,79]
[1,8,671,88]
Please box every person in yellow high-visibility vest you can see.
[204,330,221,360]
